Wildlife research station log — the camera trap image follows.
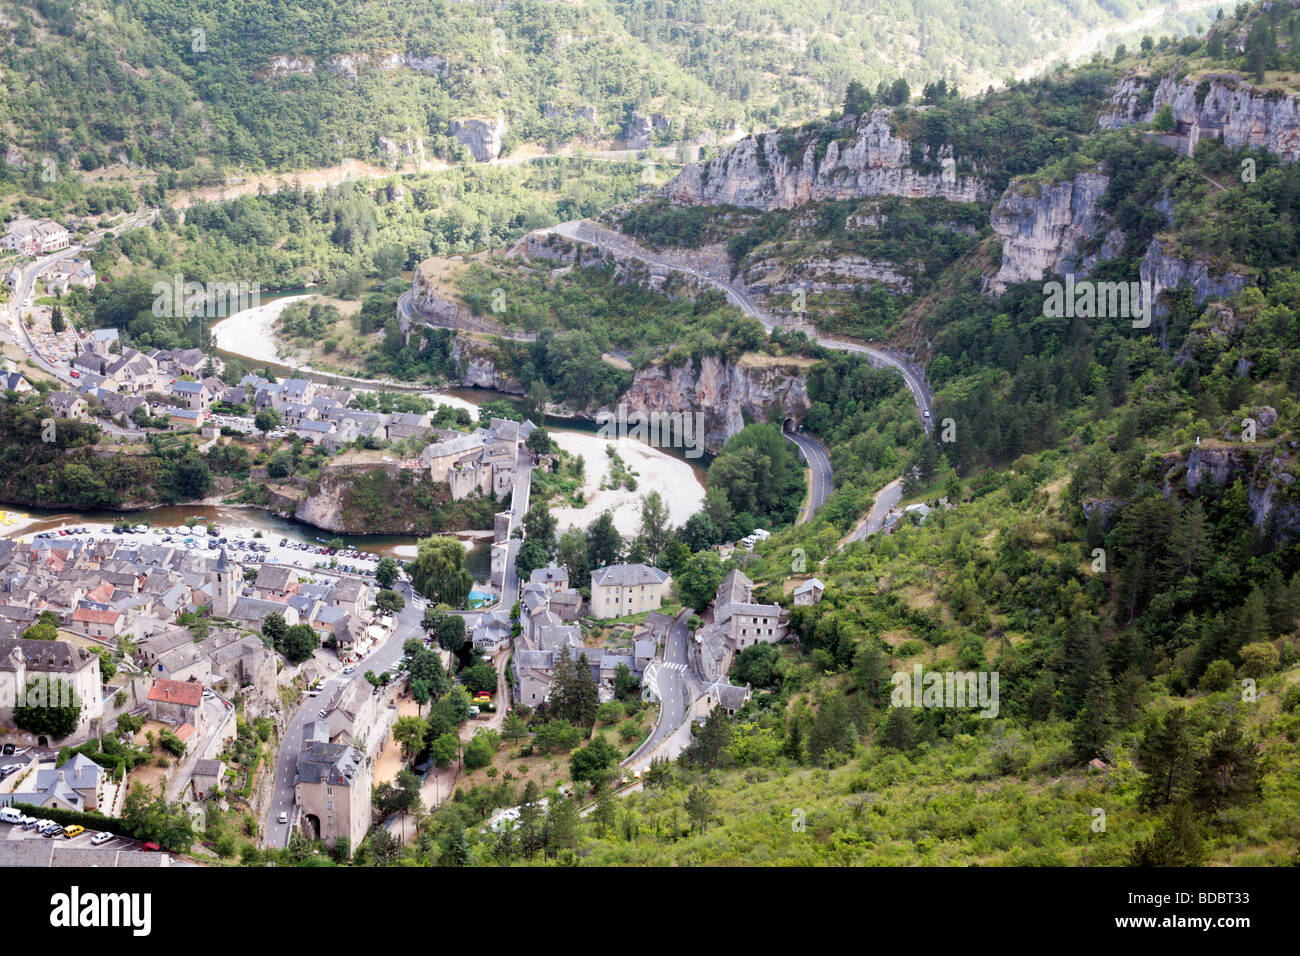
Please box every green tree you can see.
[684,785,715,834]
[281,623,319,664]
[1136,707,1195,811]
[408,536,472,607]
[254,408,281,437]
[13,675,81,739]
[586,510,623,570]
[374,556,399,589]
[676,550,725,609]
[570,733,620,788]
[375,589,405,614]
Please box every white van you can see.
[0,807,23,824]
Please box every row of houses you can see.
[1,218,70,256]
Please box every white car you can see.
[90,831,112,845]
[278,811,289,824]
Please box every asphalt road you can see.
[264,452,531,847]
[627,608,696,765]
[265,588,425,848]
[784,430,833,520]
[846,476,905,545]
[547,220,936,434]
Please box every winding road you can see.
[546,220,935,434]
[784,429,833,520]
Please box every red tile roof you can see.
[175,722,196,742]
[72,606,120,625]
[147,678,204,708]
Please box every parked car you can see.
[141,841,161,852]
[90,831,112,845]
[63,825,85,838]
[43,824,66,838]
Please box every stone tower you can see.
[209,548,240,617]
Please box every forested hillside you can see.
[341,3,1300,868]
[0,0,1210,184]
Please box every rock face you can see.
[263,55,316,78]
[615,355,811,455]
[663,109,988,210]
[744,255,913,295]
[1101,72,1300,163]
[326,54,368,79]
[378,52,448,75]
[625,112,653,149]
[449,115,507,162]
[987,170,1124,294]
[407,266,511,337]
[377,130,426,166]
[450,337,524,394]
[1162,440,1300,542]
[1139,238,1250,321]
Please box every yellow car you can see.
[63,825,85,838]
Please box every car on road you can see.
[318,710,327,719]
[278,811,288,824]
[1,744,14,755]
[342,665,356,675]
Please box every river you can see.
[24,293,710,550]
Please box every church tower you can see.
[209,548,240,617]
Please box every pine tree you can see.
[1192,723,1262,813]
[880,706,918,751]
[1071,669,1114,763]
[571,652,599,729]
[684,785,715,834]
[1136,707,1195,810]
[1129,802,1206,867]
[549,645,575,721]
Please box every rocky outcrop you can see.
[377,130,426,166]
[625,113,653,149]
[1161,435,1300,542]
[450,337,524,394]
[326,54,368,79]
[615,354,811,455]
[1100,72,1300,163]
[1139,237,1250,320]
[663,109,988,211]
[744,255,913,295]
[262,55,315,78]
[987,170,1124,294]
[378,53,448,76]
[449,115,507,162]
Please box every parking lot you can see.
[30,523,389,579]
[1,816,147,852]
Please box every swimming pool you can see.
[468,590,494,608]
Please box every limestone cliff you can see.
[987,170,1124,294]
[450,336,525,394]
[1100,72,1300,163]
[1139,237,1250,321]
[449,116,507,162]
[294,461,500,534]
[663,109,988,211]
[1159,426,1300,542]
[614,354,812,455]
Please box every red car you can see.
[69,369,80,378]
[140,841,161,852]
